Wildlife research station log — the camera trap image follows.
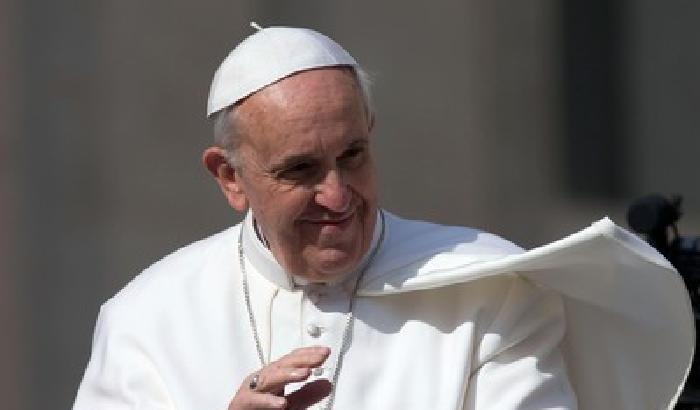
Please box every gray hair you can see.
[211,66,374,167]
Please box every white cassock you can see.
[73,210,693,409]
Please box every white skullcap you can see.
[206,25,358,117]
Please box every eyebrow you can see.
[342,138,368,152]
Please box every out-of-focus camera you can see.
[628,194,700,408]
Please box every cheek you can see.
[263,188,315,231]
[350,166,378,204]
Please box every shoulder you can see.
[99,224,240,325]
[361,211,525,293]
[381,210,523,260]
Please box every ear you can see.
[202,147,248,212]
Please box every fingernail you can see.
[290,369,304,378]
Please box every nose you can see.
[314,169,351,213]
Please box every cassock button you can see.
[307,324,323,338]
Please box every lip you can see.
[303,210,356,229]
[307,211,354,225]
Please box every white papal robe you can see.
[73,210,693,410]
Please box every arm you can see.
[74,305,332,410]
[464,276,577,410]
[73,305,176,410]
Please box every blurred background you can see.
[1,0,698,408]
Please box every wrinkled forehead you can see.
[234,68,370,158]
[207,26,358,117]
[239,68,366,132]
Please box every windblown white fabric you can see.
[207,26,358,116]
[73,211,693,409]
[359,216,694,409]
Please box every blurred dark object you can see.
[628,194,700,409]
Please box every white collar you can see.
[241,209,383,291]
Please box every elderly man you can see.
[74,26,693,410]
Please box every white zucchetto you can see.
[206,26,358,117]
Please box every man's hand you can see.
[228,346,333,409]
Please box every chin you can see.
[312,248,362,278]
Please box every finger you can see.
[253,347,331,394]
[229,377,288,410]
[277,346,330,368]
[233,391,287,410]
[286,379,333,410]
[253,367,313,394]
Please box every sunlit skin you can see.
[203,68,378,283]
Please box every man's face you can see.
[230,68,377,282]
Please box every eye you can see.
[277,162,316,181]
[339,146,366,167]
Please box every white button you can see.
[307,324,323,338]
[312,367,324,376]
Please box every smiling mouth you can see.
[305,211,355,226]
